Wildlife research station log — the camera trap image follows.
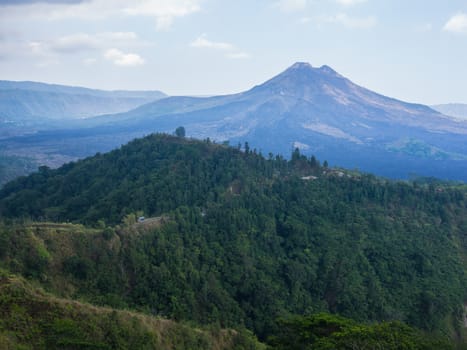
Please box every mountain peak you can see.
[288,62,313,70]
[319,65,337,75]
[251,61,345,96]
[282,62,341,79]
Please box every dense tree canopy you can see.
[0,133,466,345]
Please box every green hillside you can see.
[0,269,261,349]
[0,133,466,347]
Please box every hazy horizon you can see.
[1,0,467,105]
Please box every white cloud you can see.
[336,0,367,6]
[26,41,60,65]
[443,13,467,34]
[122,0,201,31]
[326,13,376,28]
[0,30,147,66]
[28,31,143,55]
[190,34,250,60]
[99,32,139,41]
[0,1,109,20]
[104,48,145,66]
[49,33,98,53]
[276,0,307,13]
[28,41,46,55]
[0,0,201,31]
[190,34,234,51]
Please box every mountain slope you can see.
[0,80,166,129]
[1,134,466,341]
[432,103,467,121]
[96,62,466,139]
[100,62,460,132]
[99,63,467,181]
[3,62,466,181]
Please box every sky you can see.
[0,0,466,105]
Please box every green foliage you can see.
[0,274,263,350]
[268,313,455,350]
[63,256,94,280]
[175,126,186,138]
[0,134,320,225]
[0,226,51,279]
[0,134,466,345]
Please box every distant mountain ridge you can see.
[1,62,467,181]
[431,103,467,121]
[0,80,166,123]
[0,80,167,184]
[0,80,166,99]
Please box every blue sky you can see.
[0,0,466,104]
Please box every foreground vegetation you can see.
[0,133,466,347]
[269,313,459,349]
[0,269,262,349]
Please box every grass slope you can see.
[0,269,262,350]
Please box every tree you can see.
[291,147,300,162]
[244,142,250,154]
[175,126,186,138]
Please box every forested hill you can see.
[1,134,467,346]
[1,134,295,224]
